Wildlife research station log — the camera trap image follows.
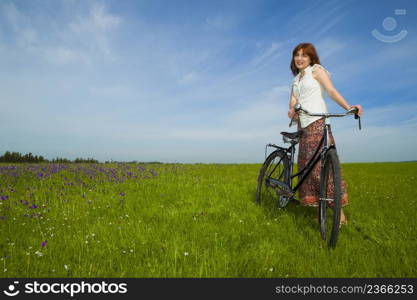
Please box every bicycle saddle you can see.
[280,131,303,139]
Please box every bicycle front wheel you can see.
[319,148,342,248]
[256,150,290,208]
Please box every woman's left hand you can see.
[350,104,363,116]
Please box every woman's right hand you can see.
[288,108,298,119]
[350,104,363,116]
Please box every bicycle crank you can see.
[266,178,293,197]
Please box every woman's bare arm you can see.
[312,67,350,109]
[288,90,298,119]
[313,67,363,115]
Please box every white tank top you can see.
[291,64,331,128]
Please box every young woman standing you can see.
[289,43,363,226]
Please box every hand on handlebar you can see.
[288,108,298,120]
[293,103,362,130]
[349,104,363,117]
[348,104,363,130]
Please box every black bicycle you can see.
[256,103,361,248]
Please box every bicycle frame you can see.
[266,121,334,198]
[288,122,334,194]
[264,105,360,200]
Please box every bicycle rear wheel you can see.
[256,150,290,208]
[319,148,342,248]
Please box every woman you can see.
[288,43,363,226]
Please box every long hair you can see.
[290,43,321,76]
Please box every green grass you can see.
[0,162,415,277]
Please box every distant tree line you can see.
[0,151,98,163]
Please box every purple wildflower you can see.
[29,204,38,209]
[41,240,48,247]
[0,195,9,201]
[150,169,158,176]
[119,192,125,197]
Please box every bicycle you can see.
[256,103,361,248]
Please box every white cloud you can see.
[43,46,89,65]
[16,28,38,49]
[331,102,417,162]
[0,2,121,65]
[3,2,21,30]
[250,42,282,68]
[315,37,346,62]
[314,8,351,39]
[327,35,417,82]
[336,123,417,162]
[88,85,138,104]
[178,72,199,85]
[69,3,121,32]
[285,0,350,39]
[2,3,39,50]
[66,3,121,59]
[141,85,292,144]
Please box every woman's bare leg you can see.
[316,207,347,225]
[340,208,347,224]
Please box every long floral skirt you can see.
[297,118,348,207]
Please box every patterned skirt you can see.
[297,118,348,207]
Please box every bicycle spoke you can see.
[256,150,290,208]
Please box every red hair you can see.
[290,43,321,76]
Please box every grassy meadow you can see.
[0,162,416,278]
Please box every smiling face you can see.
[293,49,312,72]
[290,43,320,76]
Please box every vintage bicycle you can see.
[256,103,361,248]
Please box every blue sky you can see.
[1,0,416,163]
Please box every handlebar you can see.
[290,104,362,130]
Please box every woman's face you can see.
[293,49,311,71]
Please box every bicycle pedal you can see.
[319,198,334,202]
[276,190,293,197]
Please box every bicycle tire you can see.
[256,150,290,208]
[319,148,342,248]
